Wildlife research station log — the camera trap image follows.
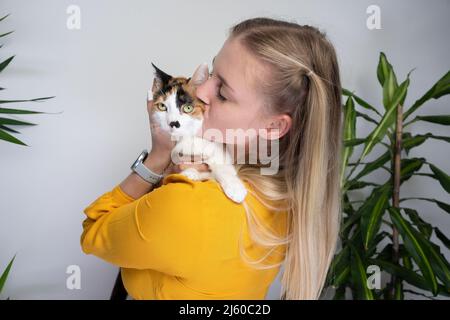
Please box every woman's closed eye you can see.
[216,85,227,101]
[209,71,227,102]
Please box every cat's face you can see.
[149,63,209,138]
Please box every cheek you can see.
[202,109,261,145]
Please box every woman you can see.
[81,17,343,300]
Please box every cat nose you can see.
[169,121,180,128]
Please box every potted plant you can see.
[326,51,450,300]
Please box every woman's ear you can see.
[264,114,292,140]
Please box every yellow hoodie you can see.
[81,173,288,299]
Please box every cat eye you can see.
[182,104,194,113]
[155,103,167,111]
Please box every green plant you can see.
[0,13,54,146]
[0,255,15,297]
[0,13,55,298]
[326,52,450,299]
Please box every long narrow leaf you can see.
[371,259,446,296]
[0,96,55,104]
[382,67,398,110]
[352,151,390,182]
[0,117,36,126]
[400,158,425,183]
[350,244,374,300]
[0,56,14,73]
[400,197,450,214]
[342,88,382,116]
[361,76,410,159]
[429,164,450,194]
[341,96,357,187]
[415,115,450,126]
[403,208,433,239]
[403,133,450,154]
[388,207,438,295]
[360,184,391,250]
[0,129,27,145]
[434,228,450,251]
[404,70,450,120]
[0,107,45,114]
[0,124,19,133]
[0,13,10,22]
[377,52,393,87]
[0,256,15,294]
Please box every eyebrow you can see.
[212,56,235,93]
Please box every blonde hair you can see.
[230,17,343,300]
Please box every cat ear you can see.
[151,62,173,93]
[189,62,209,87]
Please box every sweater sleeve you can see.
[80,174,204,278]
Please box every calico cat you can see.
[147,62,247,203]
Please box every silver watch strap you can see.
[134,162,163,184]
[134,161,163,184]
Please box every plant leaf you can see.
[429,163,450,194]
[0,128,27,145]
[344,138,366,147]
[0,56,14,73]
[383,67,398,110]
[0,30,14,39]
[327,246,351,288]
[342,88,382,116]
[403,208,433,239]
[0,13,10,22]
[342,96,356,171]
[377,52,392,87]
[0,96,55,104]
[371,259,446,296]
[421,238,450,291]
[404,70,450,120]
[415,115,450,126]
[400,157,425,183]
[0,255,15,294]
[0,124,19,133]
[352,150,390,182]
[0,107,45,114]
[388,207,438,295]
[356,111,379,125]
[403,133,450,154]
[347,180,380,190]
[0,117,36,126]
[361,75,410,159]
[360,184,391,250]
[434,228,450,251]
[350,244,374,300]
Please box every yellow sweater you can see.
[81,173,287,299]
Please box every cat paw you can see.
[221,179,248,203]
[180,168,201,181]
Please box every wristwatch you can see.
[130,149,164,184]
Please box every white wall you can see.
[0,0,448,299]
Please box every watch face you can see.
[131,150,148,170]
